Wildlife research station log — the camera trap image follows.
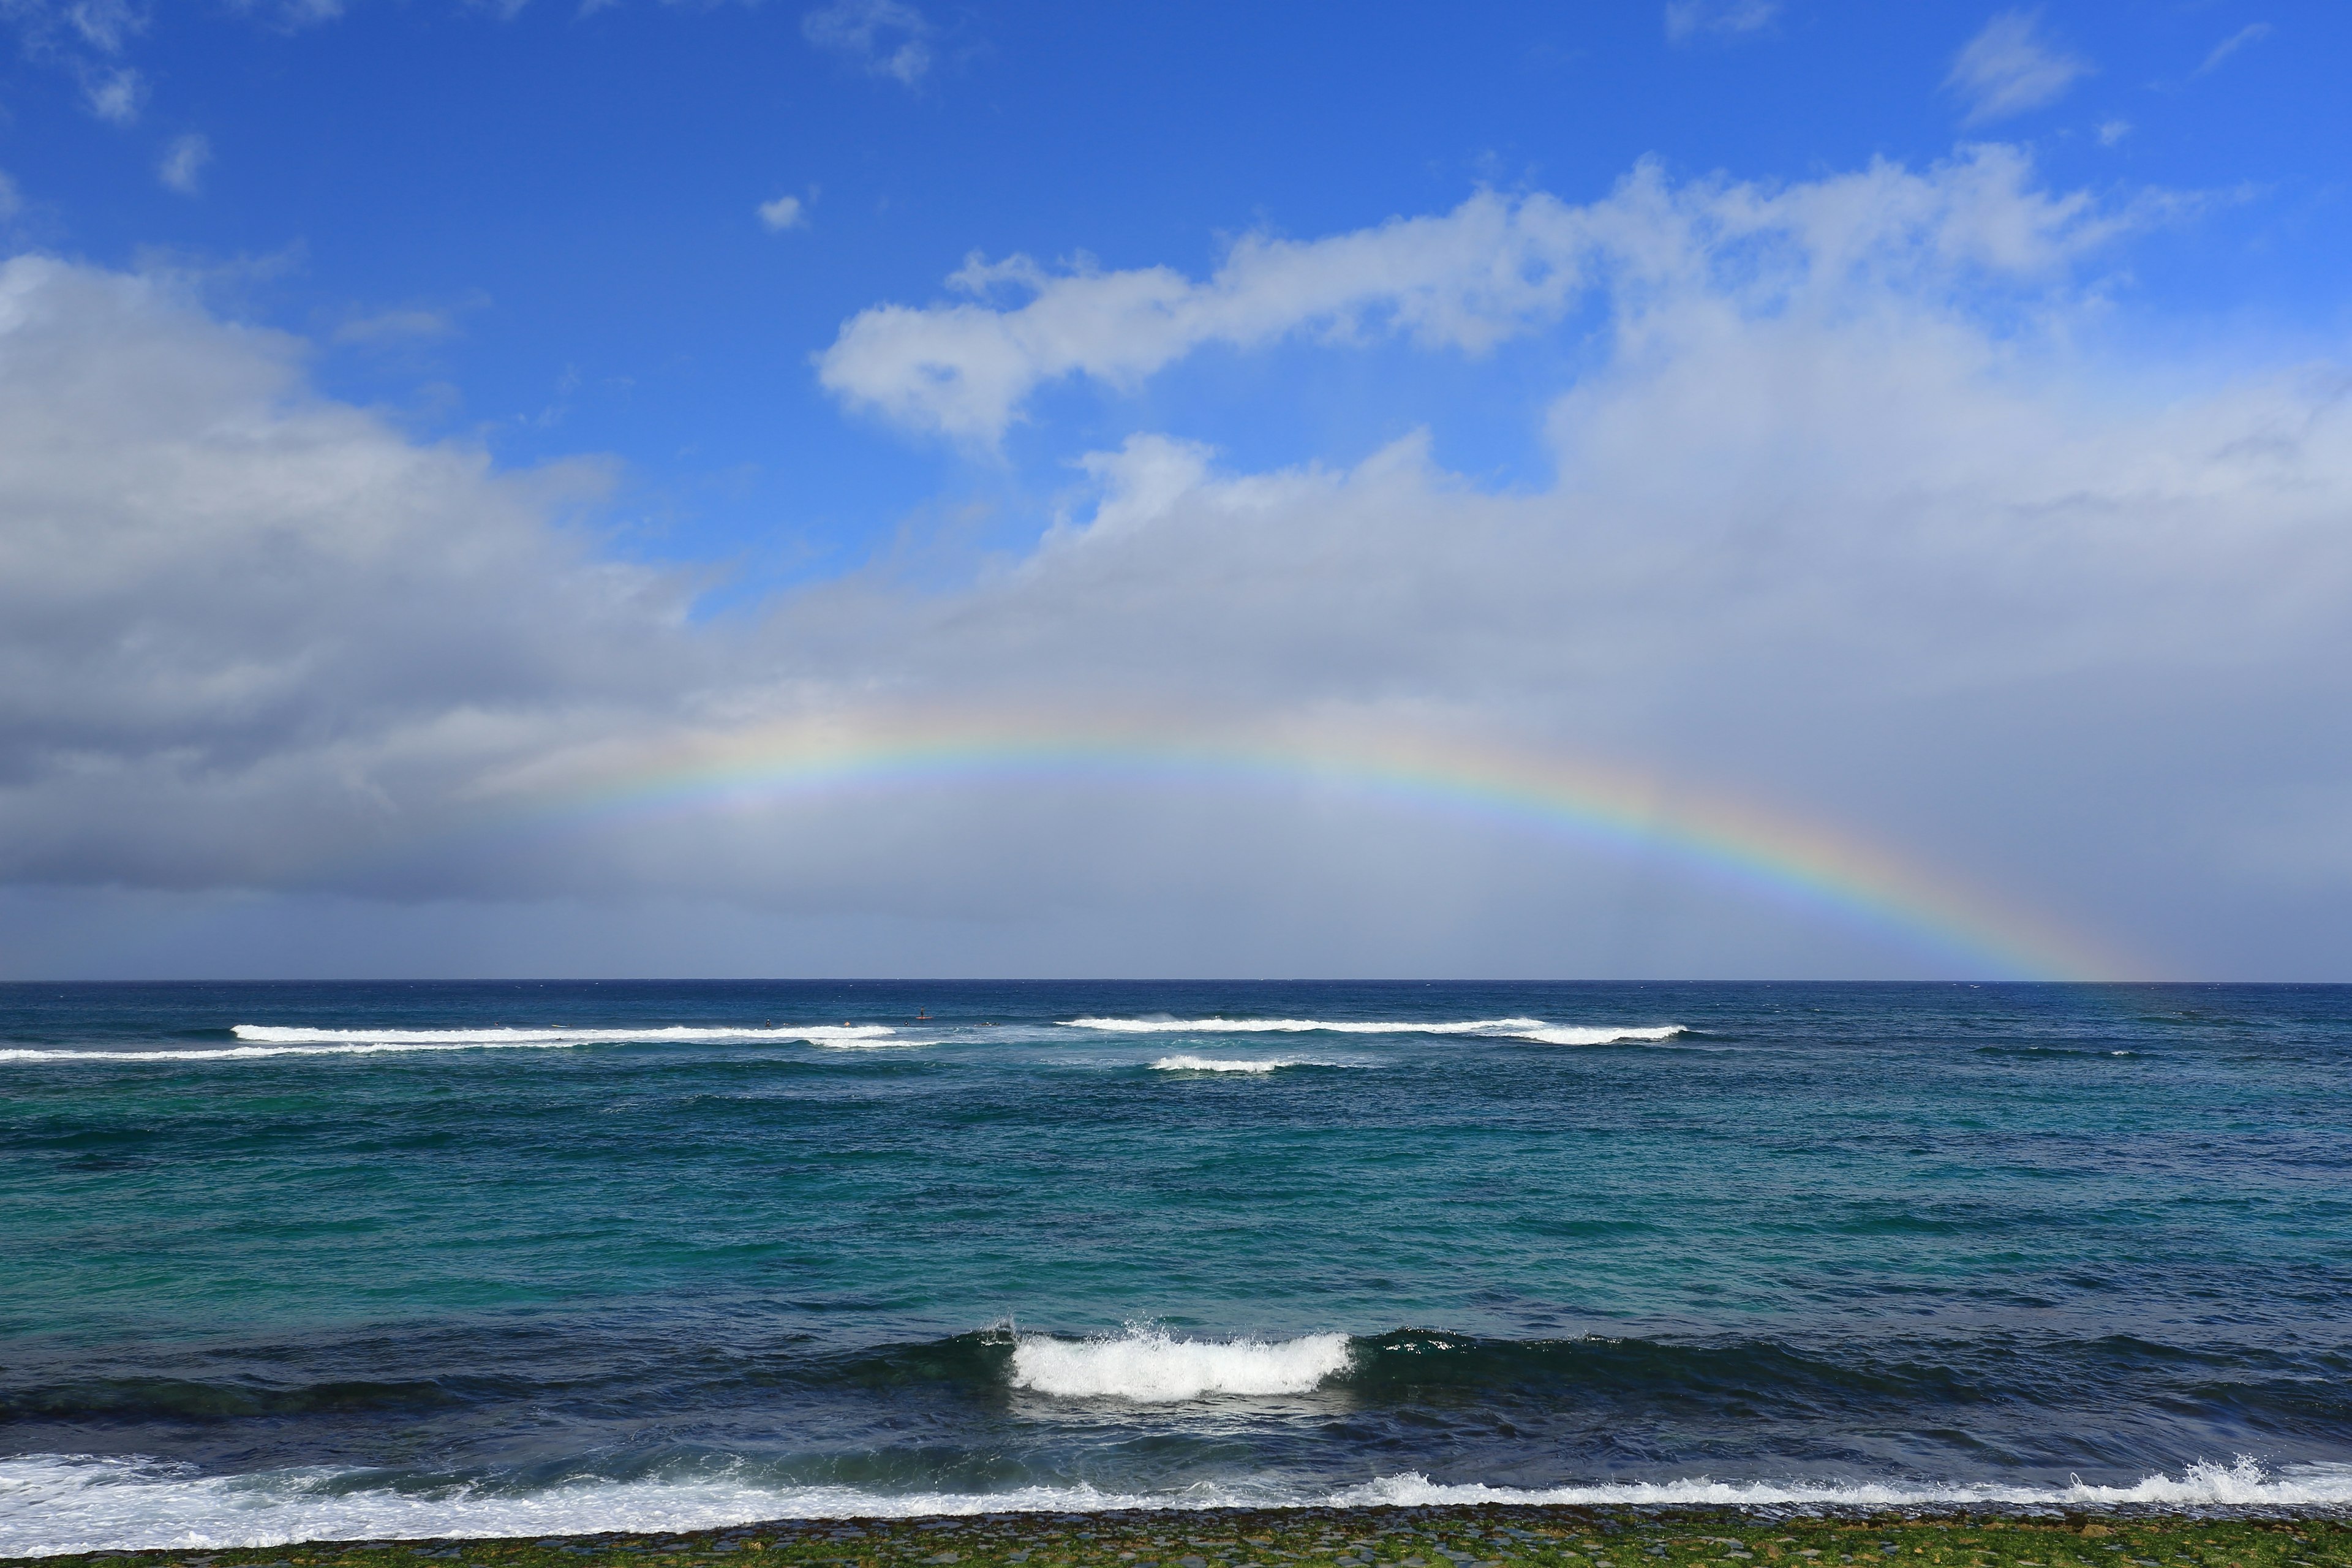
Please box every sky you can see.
[2,0,2348,981]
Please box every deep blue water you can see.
[4,981,2351,1553]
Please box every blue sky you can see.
[3,1,2350,978]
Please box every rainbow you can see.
[489,708,2128,980]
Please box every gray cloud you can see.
[4,145,2352,977]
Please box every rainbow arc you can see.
[493,707,2128,980]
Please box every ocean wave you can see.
[0,1025,897,1063]
[1008,1327,1352,1400]
[232,1025,895,1045]
[1503,1025,1683,1045]
[8,1452,2351,1558]
[1066,1016,1543,1034]
[1148,1055,1350,1073]
[1340,1456,2352,1508]
[0,1453,1248,1557]
[1066,1017,1681,1045]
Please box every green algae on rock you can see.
[10,1509,2351,1568]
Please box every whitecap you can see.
[0,1024,897,1064]
[232,1024,892,1045]
[1501,1024,1686,1046]
[1148,1055,1349,1073]
[1063,1016,1680,1044]
[1008,1327,1352,1400]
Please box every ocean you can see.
[4,981,2351,1555]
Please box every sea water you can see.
[3,981,2350,1553]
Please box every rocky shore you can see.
[11,1506,2348,1568]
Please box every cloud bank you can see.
[5,146,2352,976]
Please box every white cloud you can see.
[0,1,157,122]
[1946,10,2090,124]
[0,0,146,53]
[1663,0,1778,44]
[2097,118,2131,147]
[0,170,20,220]
[820,146,2136,447]
[801,0,930,86]
[2197,21,2272,75]
[218,0,347,25]
[157,132,210,195]
[85,63,144,123]
[757,193,807,231]
[8,146,2352,976]
[332,306,458,345]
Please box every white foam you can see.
[1340,1455,2352,1509]
[1008,1327,1352,1400]
[1148,1055,1344,1073]
[232,1025,895,1044]
[0,1453,1267,1557]
[6,1453,2348,1558]
[1501,1025,1685,1046]
[1065,1016,1681,1044]
[0,1025,897,1064]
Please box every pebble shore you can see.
[10,1507,2350,1568]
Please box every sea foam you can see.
[1007,1327,1352,1400]
[1067,1017,1681,1044]
[7,1452,2350,1558]
[0,1024,897,1064]
[1338,1455,2352,1508]
[1148,1055,1346,1073]
[231,1025,894,1045]
[1504,1024,1684,1045]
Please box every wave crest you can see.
[1343,1455,2352,1507]
[1148,1055,1348,1073]
[232,1025,893,1045]
[1066,1016,1681,1044]
[0,1025,899,1064]
[1008,1328,1352,1400]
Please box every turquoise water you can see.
[4,982,2351,1552]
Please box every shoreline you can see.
[10,1504,2350,1568]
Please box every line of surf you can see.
[1338,1457,2352,1508]
[1068,1016,1684,1046]
[0,1024,899,1063]
[232,1025,894,1044]
[7,1452,2347,1556]
[1147,1055,1359,1074]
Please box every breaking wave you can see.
[1339,1456,2352,1508]
[1506,1024,1684,1045]
[1148,1055,1352,1073]
[1066,1017,1682,1044]
[231,1025,894,1045]
[1007,1328,1354,1400]
[7,1452,2350,1558]
[0,1024,897,1063]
